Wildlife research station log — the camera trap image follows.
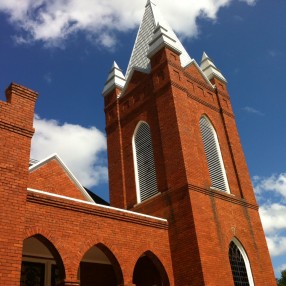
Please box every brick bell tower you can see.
[102,0,276,285]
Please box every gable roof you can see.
[29,153,94,203]
[125,0,192,80]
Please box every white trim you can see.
[27,188,96,206]
[29,153,94,203]
[27,188,167,222]
[132,121,159,203]
[211,122,230,194]
[231,238,254,286]
[132,122,142,203]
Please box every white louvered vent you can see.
[134,122,158,202]
[199,116,230,193]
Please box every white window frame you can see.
[132,121,158,203]
[200,115,230,194]
[230,238,254,286]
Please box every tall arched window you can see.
[199,116,230,193]
[229,239,254,286]
[133,122,158,203]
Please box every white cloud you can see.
[260,203,286,234]
[277,263,286,274]
[266,235,286,257]
[253,174,286,257]
[43,73,52,84]
[240,0,256,6]
[0,0,256,48]
[31,115,108,188]
[242,106,264,116]
[254,174,286,200]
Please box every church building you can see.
[0,0,276,285]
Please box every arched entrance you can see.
[79,244,123,286]
[133,251,170,286]
[21,235,65,286]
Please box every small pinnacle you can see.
[112,61,119,69]
[201,52,209,62]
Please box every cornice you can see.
[0,120,34,138]
[27,191,168,230]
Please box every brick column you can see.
[0,83,38,285]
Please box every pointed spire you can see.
[125,0,192,79]
[200,52,227,83]
[102,62,126,96]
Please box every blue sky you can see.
[0,0,285,278]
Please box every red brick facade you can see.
[0,30,276,286]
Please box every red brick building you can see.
[0,1,276,285]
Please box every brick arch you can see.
[77,240,123,285]
[24,228,66,282]
[133,250,170,286]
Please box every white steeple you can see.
[125,0,192,80]
[200,52,227,83]
[102,62,126,96]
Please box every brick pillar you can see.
[0,83,38,285]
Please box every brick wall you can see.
[28,158,89,201]
[25,190,174,285]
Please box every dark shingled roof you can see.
[85,188,110,206]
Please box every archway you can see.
[79,243,123,286]
[133,251,170,286]
[21,235,65,286]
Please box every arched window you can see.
[133,122,158,203]
[199,116,230,193]
[229,239,254,286]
